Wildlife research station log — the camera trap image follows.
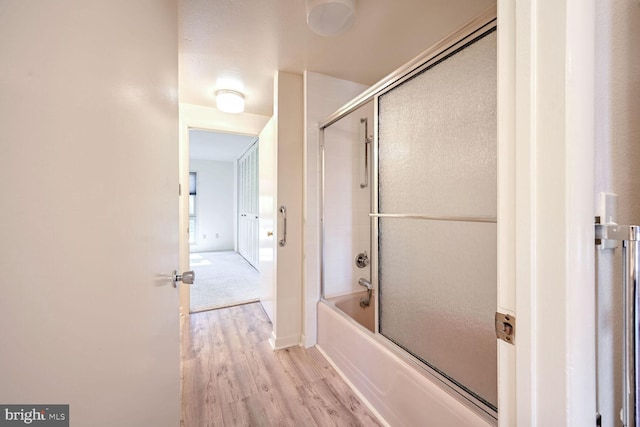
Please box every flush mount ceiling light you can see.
[215,89,245,113]
[306,0,356,37]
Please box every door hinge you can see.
[495,312,515,344]
[596,413,601,427]
[179,183,182,196]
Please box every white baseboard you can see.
[268,330,300,350]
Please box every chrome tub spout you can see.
[358,278,373,308]
[358,277,372,290]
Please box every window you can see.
[189,172,197,244]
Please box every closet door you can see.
[238,158,245,257]
[238,142,259,268]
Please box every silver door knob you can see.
[172,270,195,287]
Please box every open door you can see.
[258,118,277,322]
[0,3,180,426]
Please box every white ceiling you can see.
[178,0,496,117]
[189,129,256,162]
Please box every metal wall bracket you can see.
[595,220,640,243]
[495,312,515,344]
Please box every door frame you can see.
[237,138,260,269]
[178,104,270,316]
[497,0,596,425]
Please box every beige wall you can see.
[595,1,640,425]
[189,159,236,253]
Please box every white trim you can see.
[565,0,596,424]
[513,0,536,423]
[268,331,301,350]
[503,0,597,424]
[496,0,516,425]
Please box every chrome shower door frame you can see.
[595,222,640,427]
[319,7,498,423]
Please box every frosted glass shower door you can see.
[376,30,497,409]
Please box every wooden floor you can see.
[181,302,383,427]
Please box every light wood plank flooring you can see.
[181,303,383,427]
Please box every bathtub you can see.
[317,297,496,427]
[326,291,374,332]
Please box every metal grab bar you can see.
[595,222,640,427]
[624,237,639,427]
[279,205,287,247]
[359,118,372,189]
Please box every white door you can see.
[259,118,277,322]
[0,2,180,426]
[238,142,259,268]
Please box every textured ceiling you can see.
[179,0,496,117]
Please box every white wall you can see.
[0,1,180,425]
[322,103,373,298]
[259,117,277,323]
[303,71,369,347]
[189,159,235,253]
[595,1,640,426]
[270,71,305,349]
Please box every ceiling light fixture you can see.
[215,89,245,114]
[306,0,356,37]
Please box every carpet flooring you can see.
[189,251,260,313]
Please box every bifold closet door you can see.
[238,143,259,268]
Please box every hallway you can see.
[181,303,383,426]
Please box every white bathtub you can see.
[317,297,495,427]
[326,291,374,332]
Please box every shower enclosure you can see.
[320,14,497,420]
[322,101,374,328]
